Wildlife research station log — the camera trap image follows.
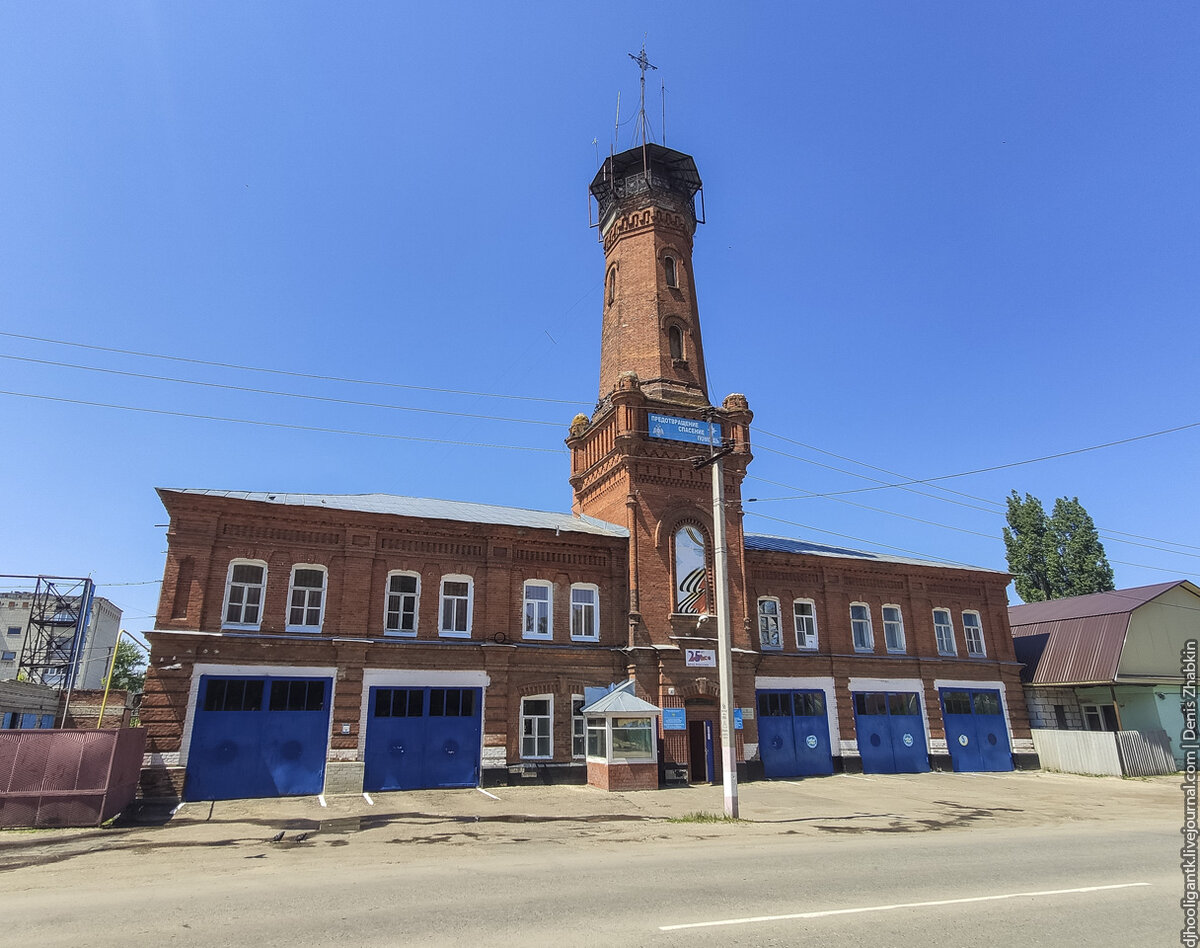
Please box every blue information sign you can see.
[648,412,718,446]
[662,708,687,731]
[733,708,744,731]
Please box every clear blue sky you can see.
[2,3,1197,647]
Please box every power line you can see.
[0,390,566,454]
[0,353,566,428]
[0,330,592,407]
[750,425,1200,554]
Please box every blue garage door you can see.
[940,688,1013,772]
[185,675,332,801]
[853,691,930,774]
[364,686,482,791]
[756,690,834,778]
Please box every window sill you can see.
[522,634,553,642]
[570,635,600,643]
[798,643,819,651]
[938,650,958,658]
[966,651,987,659]
[221,623,261,632]
[853,646,875,653]
[384,630,417,638]
[439,630,472,639]
[285,625,322,634]
[886,648,908,655]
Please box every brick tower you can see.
[568,143,756,773]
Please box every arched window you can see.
[607,266,617,305]
[668,325,684,360]
[663,255,678,287]
[674,525,708,614]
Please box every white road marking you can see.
[363,793,374,805]
[842,774,872,781]
[317,794,327,808]
[659,882,1152,931]
[476,786,501,801]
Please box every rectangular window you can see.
[854,692,888,716]
[973,691,1001,716]
[850,603,873,651]
[933,609,956,655]
[758,598,782,650]
[1,651,15,662]
[942,690,972,715]
[268,679,326,712]
[385,573,419,635]
[6,626,19,636]
[795,691,825,717]
[375,688,423,718]
[287,567,326,630]
[963,611,985,656]
[610,717,654,759]
[1053,704,1068,729]
[793,600,818,649]
[523,581,552,640]
[430,688,475,717]
[1082,703,1118,732]
[224,562,265,627]
[586,718,607,758]
[572,696,586,758]
[882,605,906,653]
[203,678,264,713]
[439,577,472,636]
[570,585,598,640]
[521,696,552,758]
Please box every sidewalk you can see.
[1,770,1181,873]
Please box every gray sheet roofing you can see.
[744,533,1003,574]
[159,489,629,538]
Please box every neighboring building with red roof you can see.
[1009,580,1198,766]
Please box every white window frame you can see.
[570,583,600,641]
[933,608,956,656]
[882,604,906,653]
[522,580,553,641]
[383,570,420,637]
[221,558,268,630]
[850,602,874,652]
[285,564,327,632]
[571,694,586,759]
[439,574,474,638]
[963,610,986,657]
[793,598,818,650]
[758,597,783,650]
[521,694,553,759]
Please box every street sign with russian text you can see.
[648,412,718,446]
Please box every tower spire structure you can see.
[628,42,657,150]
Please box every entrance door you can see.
[687,720,716,782]
[185,675,332,801]
[940,688,1013,772]
[852,691,930,774]
[756,689,834,778]
[363,686,482,791]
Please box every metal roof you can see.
[158,489,628,539]
[1008,582,1184,626]
[1008,583,1192,685]
[744,533,1002,574]
[579,680,661,716]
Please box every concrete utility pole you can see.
[696,421,738,818]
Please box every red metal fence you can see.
[0,728,146,827]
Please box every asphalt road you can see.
[4,822,1178,946]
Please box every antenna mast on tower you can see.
[628,41,657,176]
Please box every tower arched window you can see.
[663,255,678,288]
[607,266,617,305]
[668,325,684,361]
[674,524,709,614]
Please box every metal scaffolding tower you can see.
[16,576,95,690]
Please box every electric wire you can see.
[0,390,566,454]
[0,330,592,407]
[0,353,567,428]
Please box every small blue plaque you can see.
[733,708,743,731]
[662,708,687,731]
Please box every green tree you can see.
[105,639,147,693]
[1003,490,1115,601]
[1002,491,1053,602]
[1046,496,1115,598]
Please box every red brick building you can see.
[140,142,1034,801]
